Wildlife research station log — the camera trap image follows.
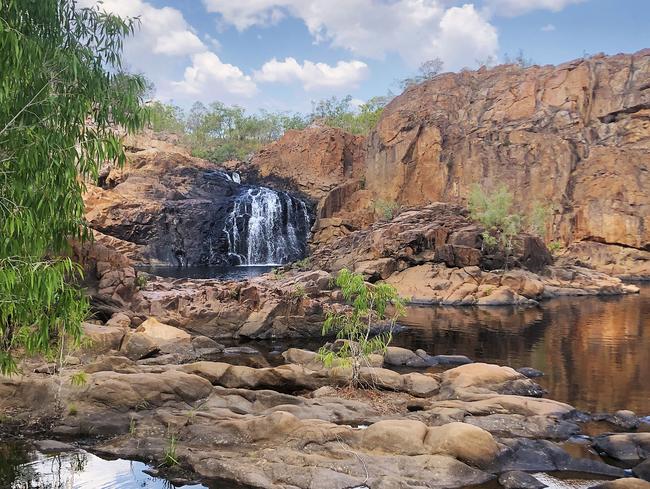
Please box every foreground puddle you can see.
[0,442,208,489]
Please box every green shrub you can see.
[291,285,307,300]
[293,258,311,270]
[163,433,179,467]
[70,371,88,387]
[529,201,553,239]
[135,274,148,289]
[318,269,405,387]
[468,184,522,258]
[374,199,400,220]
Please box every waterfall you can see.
[224,187,311,265]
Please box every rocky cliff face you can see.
[244,125,366,201]
[84,133,313,267]
[364,50,650,268]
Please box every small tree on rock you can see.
[468,184,523,263]
[319,269,405,387]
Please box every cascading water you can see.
[224,186,311,265]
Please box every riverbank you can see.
[2,287,649,489]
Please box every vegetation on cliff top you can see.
[147,93,390,162]
[0,0,146,374]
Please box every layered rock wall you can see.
[364,50,650,255]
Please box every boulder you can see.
[119,331,158,360]
[105,312,132,328]
[610,410,640,430]
[593,433,650,462]
[191,335,224,353]
[431,354,473,366]
[85,355,139,374]
[384,346,427,367]
[634,460,650,482]
[361,420,430,455]
[135,317,191,344]
[85,370,213,410]
[424,422,499,468]
[516,367,544,378]
[360,420,498,468]
[82,322,125,352]
[498,471,547,489]
[33,440,77,454]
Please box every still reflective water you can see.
[137,265,275,280]
[393,284,650,414]
[0,442,207,489]
[224,284,650,415]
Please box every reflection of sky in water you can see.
[13,450,206,489]
[533,472,607,489]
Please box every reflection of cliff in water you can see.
[395,286,650,414]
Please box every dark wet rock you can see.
[137,353,193,365]
[431,354,473,366]
[594,433,650,462]
[611,411,641,430]
[384,346,427,367]
[413,349,473,366]
[494,439,625,477]
[590,478,650,489]
[498,471,547,489]
[634,459,650,482]
[191,335,224,352]
[516,367,544,378]
[33,440,76,453]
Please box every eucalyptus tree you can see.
[0,0,147,374]
[319,269,405,387]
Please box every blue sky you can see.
[80,0,649,113]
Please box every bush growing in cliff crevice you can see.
[319,269,405,387]
[374,199,401,221]
[529,201,553,240]
[469,185,557,263]
[468,184,522,259]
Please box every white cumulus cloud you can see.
[541,23,556,31]
[254,57,369,91]
[203,0,499,70]
[483,0,586,17]
[78,0,205,57]
[77,0,258,104]
[173,52,258,97]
